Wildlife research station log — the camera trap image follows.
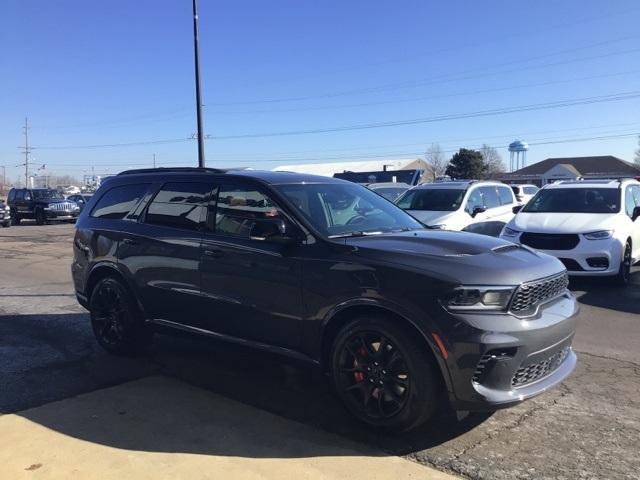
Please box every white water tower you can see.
[508,140,529,172]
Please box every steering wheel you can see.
[346,215,367,225]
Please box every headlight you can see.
[583,230,613,240]
[429,224,447,230]
[502,226,520,237]
[443,286,515,312]
[3,205,8,212]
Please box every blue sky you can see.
[1,0,639,182]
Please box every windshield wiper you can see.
[328,230,387,239]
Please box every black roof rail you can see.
[118,167,228,176]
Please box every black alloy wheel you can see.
[331,316,439,432]
[89,277,150,354]
[615,241,632,286]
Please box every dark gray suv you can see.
[72,167,578,431]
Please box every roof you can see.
[273,158,425,177]
[367,182,411,189]
[115,167,345,185]
[513,156,640,176]
[413,180,505,190]
[544,178,639,189]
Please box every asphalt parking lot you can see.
[1,223,639,479]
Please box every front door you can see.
[198,182,303,349]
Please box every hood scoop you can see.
[492,244,520,253]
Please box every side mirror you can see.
[633,206,640,222]
[250,218,299,244]
[471,206,486,218]
[512,205,523,214]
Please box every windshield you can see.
[32,190,64,200]
[395,188,464,211]
[275,182,423,237]
[523,188,621,213]
[371,187,408,202]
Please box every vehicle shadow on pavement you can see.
[1,312,490,459]
[571,268,640,315]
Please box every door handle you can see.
[203,248,224,258]
[122,238,138,246]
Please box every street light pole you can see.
[192,0,206,167]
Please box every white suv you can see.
[395,180,517,235]
[500,179,640,284]
[509,184,539,204]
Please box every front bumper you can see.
[500,234,623,276]
[440,292,578,411]
[45,210,80,220]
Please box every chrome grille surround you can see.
[509,271,569,316]
[49,202,75,212]
[512,346,571,387]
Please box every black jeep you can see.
[7,188,80,225]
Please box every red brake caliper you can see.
[353,347,367,382]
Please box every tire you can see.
[1,221,9,228]
[35,208,46,225]
[89,276,152,355]
[330,315,440,432]
[614,241,632,286]
[10,210,20,225]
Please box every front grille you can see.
[559,258,584,271]
[49,202,74,212]
[512,346,571,387]
[510,271,569,314]
[520,233,579,250]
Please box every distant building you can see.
[494,155,640,186]
[273,158,427,178]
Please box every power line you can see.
[31,91,640,150]
[209,91,640,139]
[206,37,640,106]
[211,69,640,115]
[231,5,640,88]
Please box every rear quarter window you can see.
[497,186,514,205]
[91,183,149,220]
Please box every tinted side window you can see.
[214,185,283,238]
[8,190,16,202]
[91,184,149,220]
[479,187,500,209]
[625,186,636,217]
[465,188,483,213]
[16,190,25,201]
[497,186,514,205]
[633,185,640,207]
[146,182,213,231]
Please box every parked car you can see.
[509,184,539,204]
[66,194,93,212]
[73,167,577,431]
[500,179,640,285]
[395,180,518,236]
[366,182,410,202]
[0,200,11,227]
[7,188,80,225]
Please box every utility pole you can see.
[153,153,156,168]
[19,117,32,187]
[192,0,206,167]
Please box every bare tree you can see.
[480,144,505,176]
[635,135,640,165]
[424,143,447,181]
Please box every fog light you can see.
[586,257,609,269]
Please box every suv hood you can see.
[512,212,617,233]
[344,230,564,285]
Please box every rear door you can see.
[627,185,640,258]
[117,181,214,323]
[496,185,517,223]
